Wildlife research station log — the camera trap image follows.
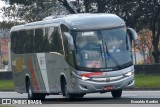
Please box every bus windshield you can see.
[74,27,132,70]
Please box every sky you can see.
[0,0,6,21]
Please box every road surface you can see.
[0,91,160,104]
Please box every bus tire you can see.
[26,80,36,99]
[75,94,85,98]
[27,80,46,100]
[63,80,75,100]
[61,78,65,97]
[36,94,46,100]
[111,89,122,98]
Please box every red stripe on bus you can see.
[29,58,39,92]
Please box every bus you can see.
[10,13,138,99]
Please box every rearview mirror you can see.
[64,32,74,50]
[127,28,138,44]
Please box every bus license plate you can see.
[103,86,113,90]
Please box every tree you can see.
[2,0,69,22]
[2,0,160,63]
[145,0,160,63]
[136,29,153,64]
[65,0,160,63]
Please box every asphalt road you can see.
[0,91,160,104]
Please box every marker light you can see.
[124,71,133,77]
[81,76,90,81]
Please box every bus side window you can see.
[35,28,44,53]
[14,30,26,54]
[43,29,50,52]
[23,30,34,53]
[46,26,63,54]
[60,24,69,57]
[55,28,63,54]
[60,24,75,67]
[11,31,17,53]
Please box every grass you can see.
[0,74,160,91]
[0,80,14,91]
[0,105,13,107]
[135,74,160,88]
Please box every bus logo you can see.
[106,78,110,82]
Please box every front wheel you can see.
[64,83,76,100]
[75,94,85,98]
[111,89,122,98]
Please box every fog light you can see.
[128,80,133,85]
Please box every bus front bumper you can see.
[69,75,134,94]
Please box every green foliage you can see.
[0,21,16,29]
[2,0,69,22]
[0,80,14,91]
[135,74,160,88]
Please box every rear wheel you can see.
[111,89,122,98]
[27,80,36,99]
[26,80,46,100]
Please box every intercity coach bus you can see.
[10,13,138,99]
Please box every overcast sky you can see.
[0,0,6,21]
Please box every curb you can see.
[125,88,160,91]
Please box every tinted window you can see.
[11,30,26,54]
[45,27,63,54]
[23,30,34,53]
[11,26,63,54]
[11,31,18,53]
[35,28,44,53]
[60,24,69,56]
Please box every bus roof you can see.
[10,13,125,32]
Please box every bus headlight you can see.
[124,71,133,77]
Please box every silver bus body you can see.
[10,13,137,99]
